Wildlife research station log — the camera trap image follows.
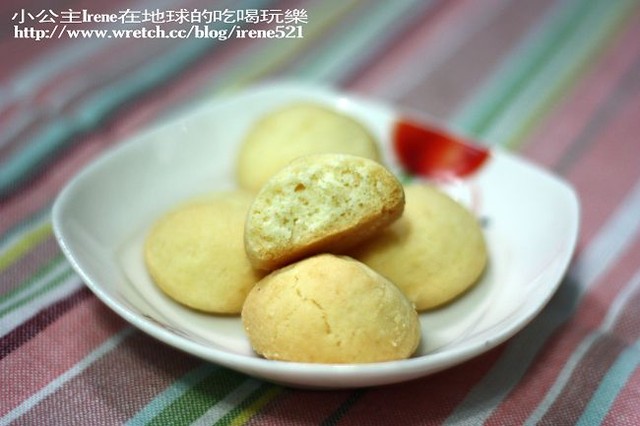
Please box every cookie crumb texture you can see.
[241,254,421,363]
[244,154,405,271]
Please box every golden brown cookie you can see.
[241,254,421,363]
[144,191,264,314]
[244,153,405,271]
[236,102,381,192]
[350,183,487,310]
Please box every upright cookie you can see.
[350,184,487,310]
[244,153,405,271]
[241,254,421,363]
[236,103,380,192]
[144,191,264,314]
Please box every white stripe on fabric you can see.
[0,258,68,312]
[524,266,640,425]
[0,0,239,150]
[576,339,640,425]
[450,0,577,136]
[443,175,640,425]
[191,379,263,426]
[0,0,183,111]
[293,0,428,83]
[123,363,219,426]
[572,175,640,289]
[0,327,134,426]
[481,0,636,147]
[0,213,50,257]
[206,0,362,96]
[373,0,514,101]
[0,272,82,339]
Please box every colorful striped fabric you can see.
[2,0,640,424]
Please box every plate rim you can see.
[51,81,581,388]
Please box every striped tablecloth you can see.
[2,0,640,424]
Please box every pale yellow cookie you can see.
[236,103,380,192]
[350,184,487,310]
[244,153,405,271]
[241,254,421,363]
[144,191,264,314]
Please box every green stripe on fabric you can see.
[321,389,367,426]
[216,384,283,426]
[212,0,362,95]
[576,339,640,425]
[0,255,65,305]
[0,258,72,318]
[125,363,219,425]
[0,34,213,196]
[0,326,134,425]
[0,207,50,251]
[492,1,634,149]
[0,21,245,198]
[0,222,52,272]
[146,368,248,426]
[292,0,422,82]
[0,0,274,196]
[451,0,593,137]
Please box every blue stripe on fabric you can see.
[0,205,50,249]
[0,0,190,151]
[0,0,195,111]
[450,0,581,138]
[0,0,272,197]
[576,340,640,426]
[0,37,212,197]
[124,363,218,426]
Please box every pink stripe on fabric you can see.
[328,347,504,425]
[412,0,553,121]
[0,27,67,82]
[399,0,558,120]
[541,339,629,424]
[538,260,640,424]
[0,1,268,219]
[0,129,112,236]
[244,389,360,425]
[0,0,218,142]
[481,108,640,423]
[0,15,268,237]
[1,46,193,166]
[0,0,142,82]
[485,236,640,425]
[15,332,202,425]
[564,86,640,246]
[521,10,640,169]
[347,0,510,101]
[602,364,640,426]
[611,264,640,342]
[0,297,126,416]
[346,0,469,94]
[0,36,179,158]
[0,235,60,296]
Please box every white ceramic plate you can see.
[52,82,579,389]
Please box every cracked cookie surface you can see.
[241,254,421,363]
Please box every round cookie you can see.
[350,184,487,311]
[144,191,264,314]
[236,102,381,192]
[241,254,421,363]
[244,153,405,271]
